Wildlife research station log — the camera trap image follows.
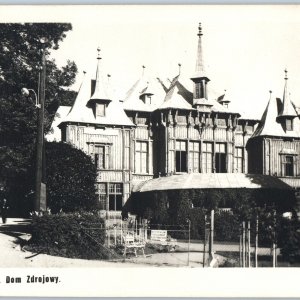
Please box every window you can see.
[286,119,293,131]
[234,147,243,173]
[109,183,123,211]
[96,103,105,117]
[95,146,105,169]
[283,156,294,176]
[195,82,202,99]
[202,142,213,173]
[215,143,226,173]
[189,141,200,172]
[135,141,148,173]
[95,183,106,210]
[176,141,187,172]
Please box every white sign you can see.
[151,230,167,241]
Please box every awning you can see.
[133,173,292,193]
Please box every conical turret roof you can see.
[277,70,297,120]
[89,48,111,103]
[191,23,209,81]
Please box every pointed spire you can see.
[195,22,205,76]
[89,47,111,102]
[251,90,286,138]
[277,69,297,121]
[191,22,210,102]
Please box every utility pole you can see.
[35,40,47,212]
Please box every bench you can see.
[123,234,145,257]
[150,230,178,251]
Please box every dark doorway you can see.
[215,153,226,173]
[176,151,187,172]
[109,195,123,211]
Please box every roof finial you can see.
[269,90,272,95]
[142,65,146,76]
[198,22,203,37]
[284,68,288,80]
[178,63,181,75]
[107,74,111,82]
[97,47,101,60]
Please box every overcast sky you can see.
[2,5,300,118]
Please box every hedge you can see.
[29,211,116,260]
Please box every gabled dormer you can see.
[140,81,154,105]
[276,70,297,131]
[87,48,112,118]
[217,90,231,109]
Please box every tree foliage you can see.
[45,142,98,213]
[0,23,78,211]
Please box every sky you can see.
[2,5,300,119]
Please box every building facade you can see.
[51,24,300,212]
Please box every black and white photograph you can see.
[0,4,300,297]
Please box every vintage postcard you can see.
[0,4,300,297]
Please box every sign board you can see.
[150,230,167,241]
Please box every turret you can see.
[276,69,297,131]
[190,23,210,102]
[87,48,112,117]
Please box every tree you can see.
[0,23,78,212]
[45,142,98,214]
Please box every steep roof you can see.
[252,92,286,138]
[133,173,292,192]
[277,70,297,120]
[158,75,193,110]
[59,58,134,127]
[46,105,71,142]
[251,91,300,139]
[123,72,166,112]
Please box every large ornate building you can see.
[48,23,300,212]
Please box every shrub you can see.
[29,211,115,260]
[45,141,98,213]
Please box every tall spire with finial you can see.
[90,47,110,101]
[277,69,297,122]
[191,22,210,102]
[195,22,205,77]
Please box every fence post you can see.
[203,215,207,268]
[255,216,258,268]
[209,209,214,262]
[239,226,242,267]
[242,221,246,268]
[121,218,123,246]
[248,221,251,268]
[273,210,277,268]
[187,219,190,266]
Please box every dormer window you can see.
[140,93,153,105]
[96,103,105,117]
[286,119,293,131]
